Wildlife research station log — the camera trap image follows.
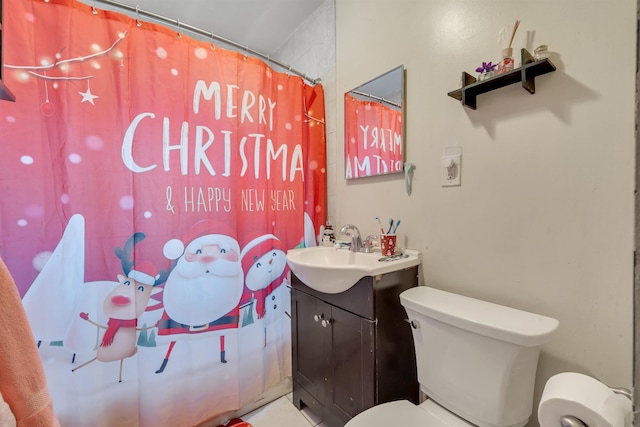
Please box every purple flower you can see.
[475,61,497,73]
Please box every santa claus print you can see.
[155,221,245,373]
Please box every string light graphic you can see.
[5,32,128,115]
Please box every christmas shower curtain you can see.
[344,93,402,178]
[0,0,326,425]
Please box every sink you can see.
[286,246,422,294]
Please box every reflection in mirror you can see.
[345,65,405,179]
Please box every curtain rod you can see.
[350,90,401,109]
[87,0,322,85]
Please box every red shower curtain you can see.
[344,93,402,178]
[0,0,326,425]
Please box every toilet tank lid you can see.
[400,286,559,347]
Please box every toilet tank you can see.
[400,286,559,427]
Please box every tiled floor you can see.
[242,393,328,427]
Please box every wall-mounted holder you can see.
[447,48,555,110]
[404,162,415,195]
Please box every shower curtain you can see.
[0,0,326,426]
[344,93,402,178]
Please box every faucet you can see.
[339,224,362,252]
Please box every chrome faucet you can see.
[339,224,362,252]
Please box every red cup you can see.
[380,234,397,256]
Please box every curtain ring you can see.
[135,6,142,27]
[176,20,182,39]
[91,0,98,15]
[210,31,216,50]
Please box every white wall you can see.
[273,0,336,81]
[334,1,635,425]
[274,0,339,227]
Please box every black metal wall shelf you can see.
[447,48,556,110]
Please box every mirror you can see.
[344,65,405,179]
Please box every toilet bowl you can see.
[345,286,559,427]
[345,399,472,427]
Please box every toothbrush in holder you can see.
[392,219,401,234]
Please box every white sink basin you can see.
[286,246,422,294]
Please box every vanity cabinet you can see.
[291,266,419,427]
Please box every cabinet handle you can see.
[404,318,420,329]
[321,318,332,328]
[314,314,323,322]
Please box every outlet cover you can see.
[441,154,461,187]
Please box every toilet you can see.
[345,286,560,427]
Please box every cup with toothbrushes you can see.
[378,217,400,256]
[380,234,397,256]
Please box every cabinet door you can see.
[327,305,375,422]
[292,289,331,403]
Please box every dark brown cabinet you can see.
[291,266,419,427]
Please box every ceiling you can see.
[87,0,327,56]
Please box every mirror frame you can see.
[344,65,406,179]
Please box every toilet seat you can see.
[345,399,473,427]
